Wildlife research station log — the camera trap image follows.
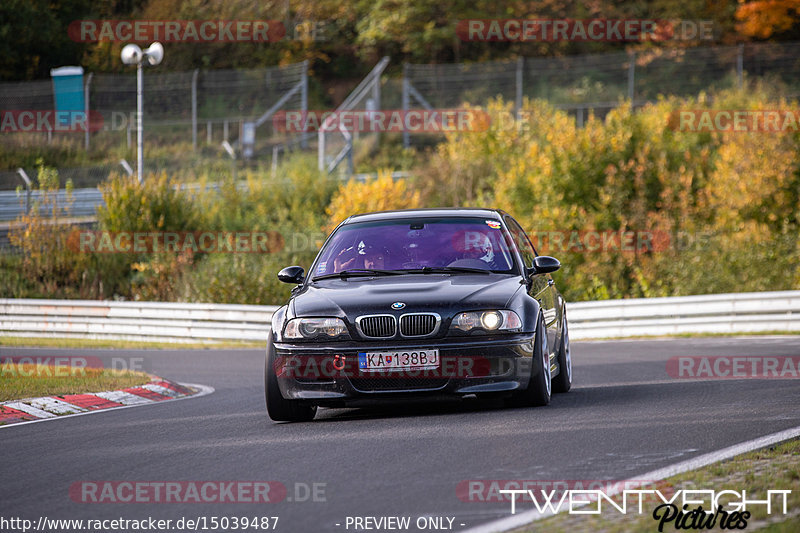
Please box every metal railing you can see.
[566,290,800,339]
[0,299,278,343]
[318,57,390,174]
[1,291,798,343]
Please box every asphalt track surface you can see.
[2,337,800,532]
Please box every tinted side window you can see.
[505,216,536,268]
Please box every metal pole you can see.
[402,63,410,149]
[515,56,523,112]
[300,60,308,149]
[347,140,354,177]
[17,168,32,214]
[737,44,744,89]
[627,52,635,102]
[192,68,199,151]
[137,61,143,183]
[84,72,93,150]
[371,63,381,144]
[318,122,325,171]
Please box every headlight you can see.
[451,310,522,332]
[284,318,349,340]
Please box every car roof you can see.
[342,207,506,225]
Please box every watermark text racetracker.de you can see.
[458,479,674,503]
[68,230,330,254]
[68,19,330,43]
[70,231,285,254]
[667,356,800,379]
[1,355,150,376]
[1,110,104,133]
[1,515,280,532]
[70,480,325,504]
[272,109,489,133]
[457,19,714,42]
[669,110,800,133]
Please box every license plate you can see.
[358,349,439,372]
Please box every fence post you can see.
[627,51,636,102]
[402,63,410,149]
[84,72,93,151]
[737,44,744,89]
[300,60,308,149]
[16,168,32,214]
[191,68,199,151]
[318,126,325,171]
[272,145,279,178]
[515,56,524,112]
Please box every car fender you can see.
[506,282,542,334]
[270,305,288,342]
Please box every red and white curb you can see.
[0,378,214,428]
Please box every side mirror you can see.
[278,265,305,284]
[527,256,561,276]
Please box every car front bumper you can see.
[272,334,538,405]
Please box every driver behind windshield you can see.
[333,242,386,272]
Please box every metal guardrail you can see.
[0,189,104,221]
[1,291,799,343]
[566,290,800,339]
[0,299,279,343]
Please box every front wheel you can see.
[527,316,552,406]
[265,332,317,422]
[508,314,551,407]
[551,311,572,393]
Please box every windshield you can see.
[311,217,518,277]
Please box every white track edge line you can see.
[0,382,214,429]
[464,423,800,533]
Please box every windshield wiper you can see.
[398,266,492,275]
[312,268,404,281]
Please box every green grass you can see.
[511,438,800,533]
[0,336,264,350]
[0,363,151,402]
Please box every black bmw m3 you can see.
[266,208,572,421]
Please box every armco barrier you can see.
[1,291,799,343]
[0,299,278,343]
[565,290,800,339]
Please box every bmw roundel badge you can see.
[391,302,406,310]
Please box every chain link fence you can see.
[402,41,800,144]
[0,61,309,189]
[3,42,800,186]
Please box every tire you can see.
[508,314,551,407]
[265,331,317,422]
[551,311,572,393]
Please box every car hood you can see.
[290,274,523,318]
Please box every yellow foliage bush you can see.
[325,170,422,233]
